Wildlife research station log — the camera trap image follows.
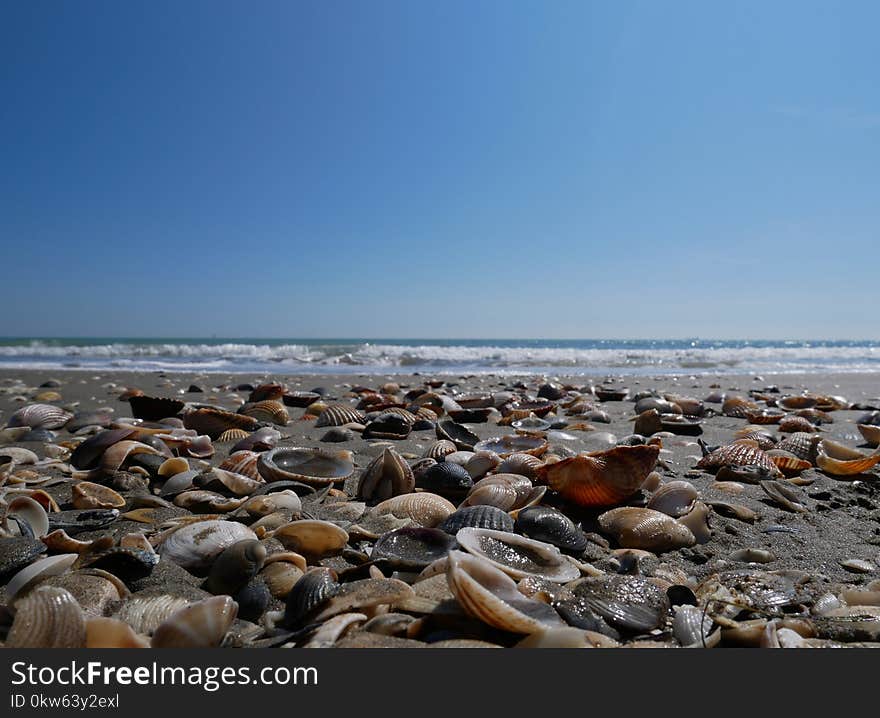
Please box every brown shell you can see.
[356,448,415,501]
[732,428,777,450]
[238,400,289,426]
[598,507,696,552]
[370,407,419,425]
[778,416,820,434]
[6,586,87,648]
[315,404,366,428]
[461,474,544,512]
[183,408,260,439]
[373,493,456,528]
[535,445,660,507]
[248,383,287,402]
[424,440,457,460]
[765,450,812,475]
[494,453,544,479]
[775,433,823,463]
[472,435,548,458]
[779,396,817,411]
[696,440,782,477]
[721,397,759,418]
[745,410,784,425]
[216,428,251,443]
[219,450,262,480]
[815,440,880,476]
[71,481,126,510]
[858,424,880,448]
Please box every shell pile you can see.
[1,373,880,648]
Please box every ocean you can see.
[0,338,879,376]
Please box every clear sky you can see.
[2,1,878,339]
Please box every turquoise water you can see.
[0,338,878,375]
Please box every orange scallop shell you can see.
[535,444,659,507]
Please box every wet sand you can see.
[2,368,880,646]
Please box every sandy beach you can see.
[2,367,880,648]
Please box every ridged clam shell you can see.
[536,445,660,507]
[220,450,262,480]
[371,407,419,425]
[7,553,78,601]
[258,447,355,486]
[282,567,339,628]
[416,461,473,499]
[239,400,289,425]
[474,435,548,458]
[8,403,73,430]
[373,493,456,528]
[216,428,251,443]
[183,408,260,439]
[721,397,758,418]
[71,481,126,510]
[315,404,366,428]
[461,473,544,511]
[779,416,820,433]
[733,428,777,450]
[446,550,566,634]
[158,520,258,575]
[424,440,457,460]
[356,448,414,501]
[151,595,238,648]
[597,507,696,552]
[435,420,479,451]
[775,433,822,463]
[766,450,812,475]
[113,593,193,634]
[260,553,306,599]
[647,481,698,518]
[513,506,587,553]
[696,440,781,476]
[456,527,580,582]
[568,575,671,632]
[230,426,282,453]
[6,586,86,648]
[439,505,515,535]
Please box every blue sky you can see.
[2,1,878,339]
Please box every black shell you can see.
[568,575,671,633]
[232,579,271,623]
[371,528,458,570]
[283,391,321,408]
[77,547,159,583]
[514,506,588,553]
[416,462,473,500]
[438,506,515,535]
[435,421,479,451]
[362,413,411,440]
[128,396,186,422]
[47,509,120,534]
[203,540,267,595]
[69,428,137,470]
[282,568,339,629]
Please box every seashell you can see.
[435,420,479,451]
[857,424,880,448]
[43,570,128,617]
[515,626,620,648]
[372,527,458,570]
[183,407,260,439]
[239,400,289,425]
[112,592,194,635]
[7,553,78,601]
[159,469,201,497]
[158,456,189,477]
[48,508,120,534]
[0,446,40,465]
[284,390,322,408]
[127,395,185,422]
[721,397,758,418]
[6,586,86,648]
[494,452,543,479]
[220,450,262,480]
[69,428,137,470]
[536,444,659,507]
[85,617,150,648]
[7,495,50,538]
[230,426,282,453]
[775,432,822,463]
[203,539,267,595]
[197,467,264,496]
[75,546,159,582]
[456,527,580,582]
[248,383,287,402]
[321,427,356,443]
[158,520,258,575]
[424,440,457,460]
[634,397,681,415]
[696,439,782,477]
[815,440,880,476]
[465,451,501,479]
[415,461,473,500]
[439,505,515,535]
[779,415,820,434]
[373,493,455,528]
[446,551,565,634]
[174,490,247,513]
[714,464,777,484]
[216,428,251,444]
[8,403,73,430]
[71,481,126,510]
[568,575,671,632]
[315,404,366,428]
[271,520,349,559]
[260,553,307,599]
[765,449,812,475]
[730,548,775,563]
[511,414,552,433]
[454,392,494,409]
[673,605,715,647]
[100,440,163,472]
[677,501,712,544]
[779,395,817,411]
[151,595,238,648]
[461,473,544,512]
[66,410,114,433]
[745,410,785,425]
[597,507,695,552]
[659,415,703,436]
[310,577,414,623]
[474,434,548,458]
[356,448,414,501]
[514,505,587,553]
[633,409,662,436]
[181,434,214,459]
[303,612,367,648]
[646,481,698,518]
[760,480,809,513]
[705,501,758,523]
[447,408,494,423]
[281,567,339,628]
[258,447,355,486]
